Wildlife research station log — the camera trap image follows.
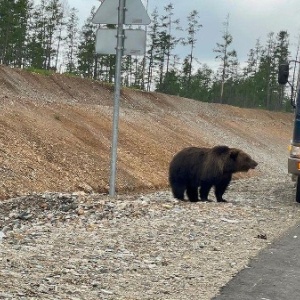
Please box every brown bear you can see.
[169,145,258,202]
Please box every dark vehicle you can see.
[278,61,300,202]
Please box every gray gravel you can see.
[0,175,300,299]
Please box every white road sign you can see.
[95,28,146,55]
[92,0,151,25]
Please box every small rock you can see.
[256,233,267,240]
[162,204,173,209]
[77,208,85,215]
[220,218,239,224]
[0,231,5,242]
[18,212,32,220]
[100,289,113,295]
[0,292,13,298]
[2,225,12,233]
[78,183,93,194]
[213,247,221,251]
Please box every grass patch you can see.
[25,67,55,76]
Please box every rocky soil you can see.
[0,65,299,299]
[0,177,299,299]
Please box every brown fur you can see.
[169,145,258,202]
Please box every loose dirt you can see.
[0,65,293,199]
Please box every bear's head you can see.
[225,148,258,173]
[201,145,258,180]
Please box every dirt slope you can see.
[0,65,294,200]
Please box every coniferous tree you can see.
[155,9,170,90]
[182,64,213,101]
[27,0,46,68]
[27,0,64,70]
[0,0,16,64]
[122,55,132,87]
[13,0,33,67]
[258,32,276,109]
[0,0,8,61]
[224,56,240,104]
[289,35,300,110]
[44,0,64,70]
[77,7,98,78]
[275,30,289,109]
[53,1,68,71]
[131,57,144,88]
[160,69,181,95]
[146,8,160,91]
[65,7,79,73]
[213,14,237,103]
[0,0,32,66]
[163,3,181,75]
[155,3,182,92]
[240,39,262,107]
[181,9,202,91]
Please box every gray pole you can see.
[109,0,125,197]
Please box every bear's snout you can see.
[239,157,258,172]
[250,160,258,169]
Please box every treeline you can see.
[0,0,295,111]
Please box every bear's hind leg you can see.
[186,185,199,202]
[171,184,185,200]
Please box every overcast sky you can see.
[70,0,300,69]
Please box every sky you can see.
[70,0,300,70]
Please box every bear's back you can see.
[169,147,208,179]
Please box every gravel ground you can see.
[0,65,298,299]
[1,176,299,300]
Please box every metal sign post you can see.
[109,0,125,197]
[92,0,150,198]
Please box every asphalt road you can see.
[213,224,300,300]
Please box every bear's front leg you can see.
[199,183,212,201]
[186,185,199,202]
[214,176,231,202]
[171,184,185,200]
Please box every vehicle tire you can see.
[296,176,300,203]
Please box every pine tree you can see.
[155,12,169,90]
[131,57,144,89]
[155,3,182,92]
[13,0,33,67]
[77,7,98,78]
[213,14,237,103]
[181,9,202,90]
[44,0,64,70]
[0,0,15,64]
[0,0,32,66]
[274,30,289,109]
[146,8,160,91]
[258,32,276,109]
[65,7,79,73]
[26,0,46,68]
[182,64,213,101]
[159,69,181,95]
[163,3,181,75]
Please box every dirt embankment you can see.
[0,65,294,200]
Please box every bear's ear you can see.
[212,145,230,155]
[229,149,239,160]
